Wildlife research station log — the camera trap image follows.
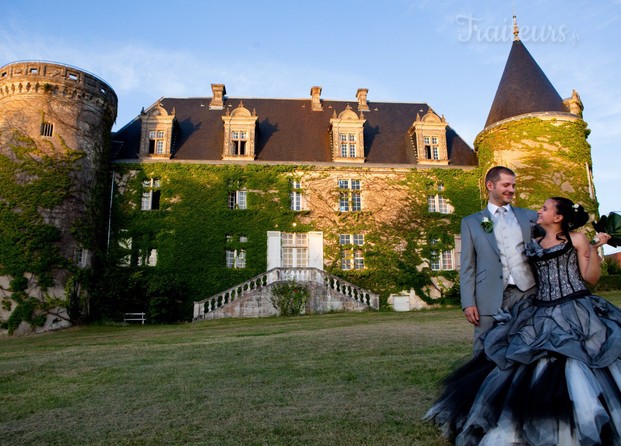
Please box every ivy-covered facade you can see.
[104,163,481,321]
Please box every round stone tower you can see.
[0,61,117,334]
[474,35,596,213]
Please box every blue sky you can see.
[2,0,620,252]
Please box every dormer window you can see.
[424,136,440,160]
[222,102,258,160]
[231,131,248,155]
[408,108,449,165]
[340,133,357,157]
[149,130,167,155]
[139,102,176,159]
[330,105,365,163]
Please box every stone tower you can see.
[0,61,117,334]
[474,29,596,212]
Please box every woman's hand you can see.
[591,232,612,249]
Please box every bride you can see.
[425,197,619,445]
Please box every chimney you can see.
[310,86,322,111]
[356,88,369,112]
[210,84,226,110]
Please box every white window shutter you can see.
[308,231,324,270]
[267,231,281,270]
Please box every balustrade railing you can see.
[193,267,379,320]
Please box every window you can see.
[221,103,258,160]
[226,249,246,268]
[230,131,248,155]
[423,136,440,160]
[338,179,361,212]
[340,234,365,270]
[40,122,53,137]
[226,234,247,243]
[118,233,132,267]
[138,249,158,267]
[139,103,175,158]
[74,247,88,268]
[290,180,306,211]
[281,233,308,267]
[427,194,449,214]
[228,191,247,209]
[339,133,357,158]
[148,130,167,155]
[330,106,365,162]
[430,239,454,271]
[141,178,161,210]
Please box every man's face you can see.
[486,172,516,206]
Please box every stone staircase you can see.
[193,267,379,321]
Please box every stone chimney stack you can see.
[310,86,323,111]
[210,84,226,110]
[356,88,369,112]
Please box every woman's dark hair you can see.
[551,197,589,238]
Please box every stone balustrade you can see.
[193,267,379,321]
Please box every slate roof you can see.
[112,97,476,166]
[485,40,566,128]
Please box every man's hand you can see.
[464,306,479,326]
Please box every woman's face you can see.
[537,199,561,226]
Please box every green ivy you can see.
[475,118,596,215]
[103,163,481,317]
[0,131,86,332]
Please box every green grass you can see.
[2,291,620,446]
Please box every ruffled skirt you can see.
[425,295,621,445]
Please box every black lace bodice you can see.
[525,238,588,302]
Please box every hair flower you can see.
[481,217,493,233]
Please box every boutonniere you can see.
[481,217,493,233]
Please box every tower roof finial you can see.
[513,15,520,41]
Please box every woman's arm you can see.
[570,231,609,285]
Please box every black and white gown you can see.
[425,238,621,446]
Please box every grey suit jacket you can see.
[460,206,537,315]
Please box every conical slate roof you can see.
[485,39,565,128]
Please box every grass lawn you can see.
[1,291,620,446]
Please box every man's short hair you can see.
[485,166,515,184]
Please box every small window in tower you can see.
[29,68,38,74]
[68,72,78,81]
[100,86,107,95]
[40,122,54,137]
[1,72,7,77]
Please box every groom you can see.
[460,166,537,352]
